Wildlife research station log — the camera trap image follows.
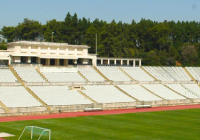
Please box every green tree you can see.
[0,40,7,50]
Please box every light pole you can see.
[96,33,98,54]
[51,32,54,42]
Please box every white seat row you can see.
[162,67,191,81]
[14,67,45,82]
[30,86,92,105]
[0,68,17,82]
[186,67,200,81]
[182,84,200,97]
[0,86,41,107]
[166,84,198,98]
[143,84,185,100]
[83,85,134,103]
[144,66,174,81]
[78,68,105,81]
[96,66,130,81]
[118,85,162,101]
[143,66,191,81]
[121,67,154,81]
[42,72,85,82]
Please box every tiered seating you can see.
[143,66,191,81]
[96,66,130,81]
[182,84,200,97]
[162,67,191,81]
[29,86,92,105]
[143,66,174,81]
[0,68,17,82]
[121,67,154,81]
[42,72,85,82]
[78,68,105,81]
[14,67,45,82]
[185,67,200,80]
[166,84,198,98]
[118,85,162,101]
[0,86,41,107]
[83,85,134,103]
[143,84,186,100]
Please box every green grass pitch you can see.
[1,109,200,140]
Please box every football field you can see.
[1,108,200,140]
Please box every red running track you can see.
[1,104,200,123]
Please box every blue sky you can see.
[0,0,200,29]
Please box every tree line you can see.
[1,12,200,66]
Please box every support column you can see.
[127,60,129,65]
[37,46,41,54]
[108,59,110,65]
[73,59,77,64]
[114,59,116,65]
[37,58,41,64]
[56,59,60,66]
[93,57,97,66]
[64,59,68,66]
[101,59,103,65]
[47,47,50,55]
[133,60,135,67]
[28,46,31,54]
[65,48,68,55]
[56,48,59,55]
[74,48,77,56]
[27,57,31,63]
[121,60,123,65]
[139,60,142,67]
[46,59,50,65]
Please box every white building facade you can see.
[0,41,142,67]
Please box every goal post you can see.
[18,126,51,140]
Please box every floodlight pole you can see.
[96,33,97,54]
[51,32,54,42]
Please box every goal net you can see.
[18,126,51,140]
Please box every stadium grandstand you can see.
[0,41,200,116]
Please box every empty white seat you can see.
[122,67,154,81]
[14,67,45,82]
[143,84,186,100]
[42,72,85,82]
[0,68,17,82]
[143,66,191,81]
[96,66,130,81]
[0,86,41,107]
[30,86,92,105]
[182,84,200,97]
[118,85,162,101]
[166,84,198,98]
[143,66,174,81]
[83,85,134,103]
[78,68,105,81]
[186,67,200,81]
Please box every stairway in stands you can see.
[93,66,110,81]
[0,100,10,113]
[35,67,49,82]
[77,90,97,103]
[78,71,89,82]
[9,66,51,111]
[114,85,139,101]
[140,66,158,80]
[118,67,136,81]
[183,67,196,82]
[163,84,193,102]
[140,85,165,100]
